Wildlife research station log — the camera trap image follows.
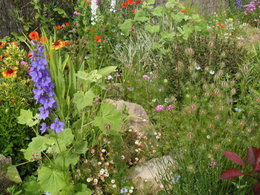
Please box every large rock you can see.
[0,155,13,194]
[105,99,156,135]
[128,155,176,194]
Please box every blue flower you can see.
[120,187,128,194]
[40,123,48,134]
[39,107,50,120]
[50,118,65,134]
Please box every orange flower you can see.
[29,31,39,40]
[65,22,70,27]
[64,41,70,46]
[216,22,220,25]
[121,2,127,8]
[0,41,6,49]
[86,0,92,5]
[95,36,102,42]
[2,67,18,78]
[11,41,18,47]
[128,0,134,5]
[28,52,33,58]
[56,25,62,30]
[0,55,2,61]
[136,0,141,3]
[90,28,95,31]
[131,9,136,13]
[51,40,65,50]
[40,36,47,44]
[181,8,186,13]
[220,24,225,29]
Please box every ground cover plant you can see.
[0,0,259,194]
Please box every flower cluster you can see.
[155,105,173,112]
[110,0,116,12]
[91,0,99,25]
[244,0,259,14]
[29,44,64,134]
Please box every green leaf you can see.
[74,140,88,154]
[134,10,149,22]
[54,152,79,169]
[94,103,123,134]
[73,90,95,111]
[119,19,132,36]
[97,66,117,77]
[171,13,184,22]
[6,165,22,183]
[23,180,42,195]
[160,31,175,41]
[145,25,160,34]
[52,128,74,153]
[151,6,164,17]
[151,42,163,50]
[75,184,92,195]
[38,167,67,195]
[23,136,49,160]
[53,8,68,18]
[17,109,38,127]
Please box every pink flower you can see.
[143,75,150,80]
[20,61,27,65]
[73,11,81,15]
[114,73,121,77]
[167,105,173,111]
[155,105,164,112]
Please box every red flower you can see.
[65,22,70,27]
[131,9,136,13]
[40,36,47,44]
[136,0,141,4]
[95,36,102,42]
[28,52,33,58]
[29,31,39,40]
[216,22,220,25]
[11,41,18,47]
[56,25,62,30]
[181,8,186,13]
[90,28,95,31]
[86,0,92,5]
[121,2,127,8]
[128,0,134,5]
[2,67,18,78]
[220,24,225,29]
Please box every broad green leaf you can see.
[160,31,175,41]
[23,136,49,160]
[23,180,42,195]
[52,128,74,153]
[171,13,184,22]
[17,109,38,127]
[134,10,149,22]
[74,140,88,154]
[73,90,95,111]
[145,25,160,34]
[97,66,117,77]
[151,6,164,17]
[76,71,89,81]
[94,103,123,134]
[54,152,79,169]
[6,165,22,183]
[75,184,92,195]
[119,19,132,36]
[38,167,67,195]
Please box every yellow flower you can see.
[51,40,65,50]
[2,67,18,78]
[228,18,234,22]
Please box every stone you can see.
[128,155,176,194]
[0,155,13,194]
[105,99,156,135]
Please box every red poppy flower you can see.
[2,67,18,78]
[128,0,134,5]
[220,24,225,29]
[28,52,33,58]
[136,0,141,4]
[121,2,127,8]
[95,36,102,42]
[181,8,186,13]
[131,9,136,13]
[65,22,70,27]
[29,31,39,40]
[56,25,62,30]
[11,41,18,47]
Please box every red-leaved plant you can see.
[220,147,260,195]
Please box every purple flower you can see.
[209,161,218,167]
[167,105,173,111]
[40,123,48,134]
[155,105,164,112]
[39,107,50,120]
[143,75,150,80]
[50,118,65,134]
